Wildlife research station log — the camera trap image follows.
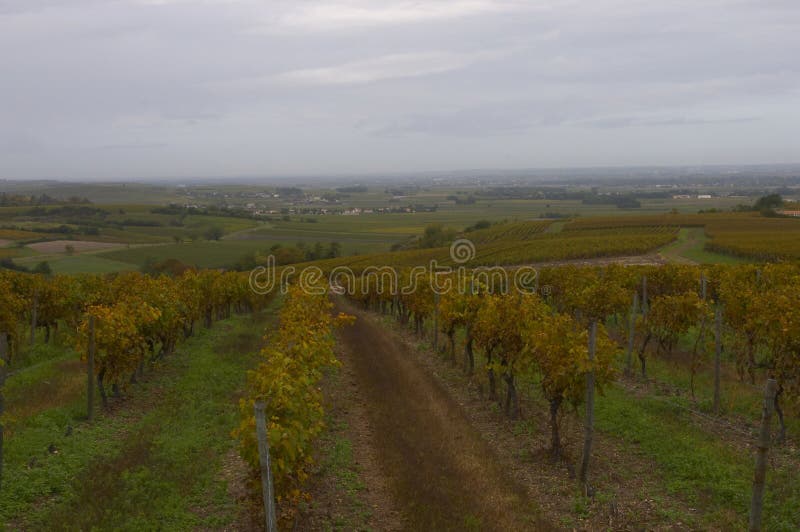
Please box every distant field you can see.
[0,204,262,245]
[295,225,677,272]
[27,240,123,254]
[279,191,752,218]
[47,255,139,274]
[0,183,785,274]
[564,212,800,261]
[12,210,787,272]
[0,182,188,204]
[0,228,49,240]
[97,237,390,269]
[466,220,552,244]
[563,212,761,230]
[98,241,269,269]
[239,222,408,245]
[0,246,38,260]
[0,248,22,260]
[263,196,756,234]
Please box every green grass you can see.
[615,322,800,437]
[659,228,748,265]
[0,246,37,260]
[97,241,270,269]
[601,323,799,529]
[316,419,371,527]
[4,350,75,400]
[19,254,139,274]
[1,305,278,529]
[327,433,364,497]
[596,387,746,522]
[594,384,800,530]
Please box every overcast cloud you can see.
[1,0,798,179]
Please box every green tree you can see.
[32,261,52,275]
[753,193,783,212]
[204,226,224,241]
[419,223,456,249]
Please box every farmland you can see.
[2,260,800,530]
[4,179,800,273]
[2,178,800,531]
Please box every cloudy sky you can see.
[1,0,798,180]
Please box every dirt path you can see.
[298,341,405,531]
[519,253,668,269]
[335,300,549,532]
[221,222,273,240]
[657,228,701,264]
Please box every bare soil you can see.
[217,449,263,532]
[520,253,669,269]
[298,344,405,531]
[331,299,551,532]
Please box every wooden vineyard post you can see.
[625,293,638,377]
[713,305,722,415]
[30,290,38,347]
[749,378,776,532]
[701,273,707,301]
[579,320,597,485]
[464,278,475,374]
[0,332,8,491]
[641,275,648,315]
[254,401,277,532]
[433,291,440,352]
[87,316,96,422]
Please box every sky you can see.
[1,0,799,180]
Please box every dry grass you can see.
[0,228,47,240]
[6,359,86,430]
